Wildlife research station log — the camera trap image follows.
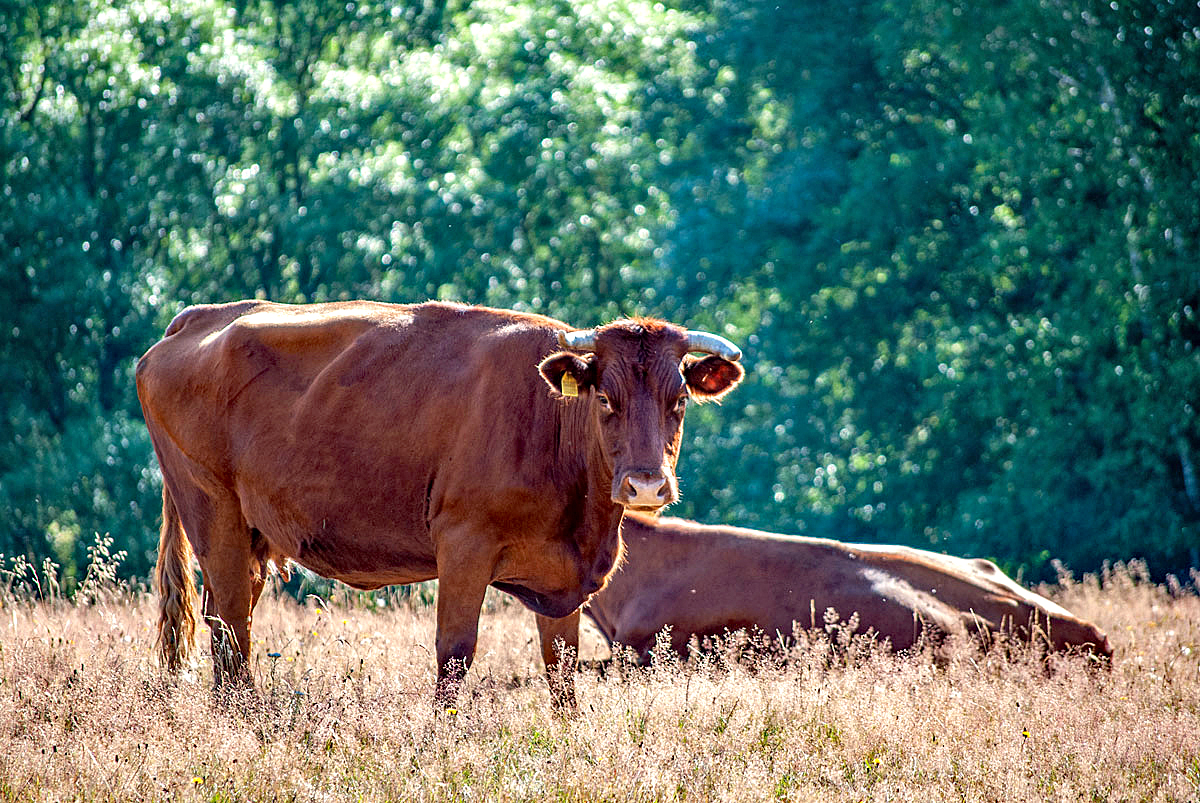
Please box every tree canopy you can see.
[2,0,1197,586]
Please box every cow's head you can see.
[539,320,743,511]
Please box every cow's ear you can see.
[683,355,744,402]
[539,352,597,399]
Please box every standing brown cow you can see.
[136,300,743,704]
[576,514,1112,663]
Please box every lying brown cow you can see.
[562,514,1112,664]
[136,300,743,704]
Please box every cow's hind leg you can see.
[193,501,260,690]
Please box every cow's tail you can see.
[155,484,197,673]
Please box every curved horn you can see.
[685,330,742,361]
[557,328,598,351]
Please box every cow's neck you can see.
[558,398,625,583]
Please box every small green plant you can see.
[713,699,739,736]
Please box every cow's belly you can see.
[239,481,439,589]
[289,533,439,590]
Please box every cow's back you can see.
[137,300,415,485]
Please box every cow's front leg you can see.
[433,530,492,707]
[536,609,580,710]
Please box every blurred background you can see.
[2,0,1197,589]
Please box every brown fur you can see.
[581,514,1113,663]
[136,300,742,704]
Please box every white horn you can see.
[685,330,742,361]
[557,329,598,351]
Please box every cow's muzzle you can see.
[613,470,676,510]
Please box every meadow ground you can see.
[0,560,1197,802]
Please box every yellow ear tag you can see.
[561,375,579,397]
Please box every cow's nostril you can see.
[619,473,672,506]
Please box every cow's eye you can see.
[675,395,689,413]
[596,392,614,412]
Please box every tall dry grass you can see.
[0,554,1197,802]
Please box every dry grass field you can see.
[0,557,1198,802]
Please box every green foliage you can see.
[1,0,1196,582]
[664,0,1200,578]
